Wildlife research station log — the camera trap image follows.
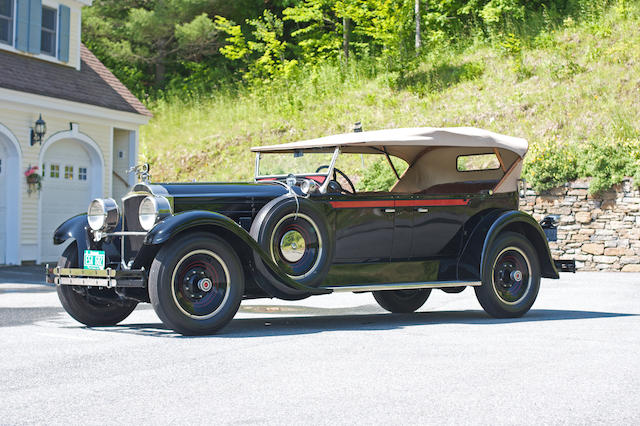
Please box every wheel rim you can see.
[171,249,230,319]
[491,246,531,305]
[270,213,323,279]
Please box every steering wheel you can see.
[315,165,356,194]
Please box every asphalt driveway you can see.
[1,270,639,425]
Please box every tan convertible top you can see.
[251,127,528,163]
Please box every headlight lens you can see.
[139,196,172,231]
[300,179,318,195]
[87,198,119,232]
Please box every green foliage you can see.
[393,59,485,96]
[100,0,640,195]
[577,140,640,194]
[359,160,405,192]
[216,11,298,85]
[523,140,579,192]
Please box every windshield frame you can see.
[254,146,341,191]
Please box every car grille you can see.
[123,194,146,264]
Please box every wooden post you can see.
[343,17,350,62]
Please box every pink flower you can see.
[24,166,39,177]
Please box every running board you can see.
[323,281,482,293]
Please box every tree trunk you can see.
[415,0,422,52]
[343,17,350,62]
[155,58,166,86]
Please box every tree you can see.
[83,0,268,91]
[215,10,298,84]
[415,0,421,51]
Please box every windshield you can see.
[256,150,408,192]
[257,151,336,177]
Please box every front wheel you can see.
[56,243,138,326]
[148,233,244,335]
[474,232,541,318]
[373,289,432,313]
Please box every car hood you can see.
[131,181,288,199]
[127,181,290,216]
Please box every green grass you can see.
[141,2,640,191]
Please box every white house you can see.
[0,0,152,265]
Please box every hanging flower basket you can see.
[25,165,42,195]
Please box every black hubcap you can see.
[492,248,530,304]
[172,251,228,318]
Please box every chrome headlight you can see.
[87,198,119,232]
[300,179,318,195]
[139,196,172,231]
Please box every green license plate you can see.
[84,250,106,270]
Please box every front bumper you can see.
[46,266,147,288]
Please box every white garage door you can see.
[41,139,95,262]
[0,144,6,264]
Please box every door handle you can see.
[417,208,429,213]
[384,208,396,213]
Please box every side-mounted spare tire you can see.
[250,196,334,300]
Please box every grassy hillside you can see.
[141,2,640,193]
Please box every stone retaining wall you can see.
[519,178,640,272]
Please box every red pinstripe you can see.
[329,199,469,209]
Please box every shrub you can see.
[577,139,640,194]
[523,140,578,192]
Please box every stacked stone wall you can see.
[519,178,640,272]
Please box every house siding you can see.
[0,98,143,262]
[1,0,82,68]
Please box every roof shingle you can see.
[0,45,152,117]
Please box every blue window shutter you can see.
[15,0,29,51]
[27,0,41,54]
[58,5,70,61]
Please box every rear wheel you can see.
[474,232,541,318]
[373,289,432,313]
[149,233,244,335]
[56,243,138,326]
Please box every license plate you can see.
[84,250,106,270]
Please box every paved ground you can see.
[0,269,639,425]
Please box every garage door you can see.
[0,145,6,264]
[41,139,95,262]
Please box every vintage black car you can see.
[47,127,573,335]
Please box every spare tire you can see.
[250,196,333,299]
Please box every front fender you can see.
[53,213,91,262]
[144,211,331,295]
[458,210,559,281]
[53,213,122,266]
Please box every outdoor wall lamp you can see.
[30,114,47,146]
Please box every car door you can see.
[330,193,395,263]
[395,195,468,260]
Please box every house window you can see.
[40,6,57,56]
[50,164,59,178]
[64,165,73,180]
[0,0,13,46]
[42,163,45,176]
[0,158,3,174]
[78,167,87,181]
